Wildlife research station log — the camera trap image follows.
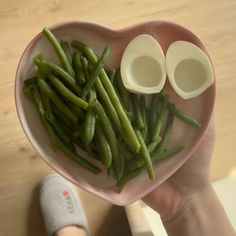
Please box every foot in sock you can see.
[39,174,88,236]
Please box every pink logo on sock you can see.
[63,190,69,196]
[62,190,74,213]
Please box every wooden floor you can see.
[1,0,236,235]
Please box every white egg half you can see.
[120,34,166,94]
[166,41,214,99]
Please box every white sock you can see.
[39,174,88,236]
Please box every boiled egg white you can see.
[120,34,166,94]
[166,41,214,99]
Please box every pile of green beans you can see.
[23,27,202,192]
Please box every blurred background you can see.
[0,0,236,235]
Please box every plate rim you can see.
[14,20,216,205]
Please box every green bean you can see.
[73,52,86,85]
[170,104,202,128]
[38,79,78,123]
[120,142,134,161]
[74,137,86,151]
[157,94,202,128]
[94,78,123,132]
[31,82,58,149]
[67,102,85,119]
[132,94,144,129]
[109,69,116,84]
[129,108,174,172]
[135,129,155,180]
[72,40,140,153]
[23,83,33,100]
[116,168,142,192]
[71,40,86,51]
[152,105,175,156]
[45,72,88,110]
[126,111,133,121]
[129,144,184,171]
[39,80,52,114]
[81,47,111,99]
[80,56,90,81]
[40,93,71,145]
[115,70,130,111]
[43,127,100,173]
[150,94,159,130]
[43,28,75,77]
[85,145,101,164]
[24,76,38,86]
[58,137,101,173]
[95,80,133,161]
[45,113,72,145]
[23,76,40,102]
[152,145,185,163]
[56,115,74,136]
[107,167,119,181]
[140,96,146,120]
[91,100,120,172]
[128,158,142,171]
[49,97,75,133]
[60,40,72,65]
[147,136,162,154]
[39,84,52,112]
[140,95,147,139]
[81,53,133,151]
[34,57,81,95]
[152,94,169,141]
[104,66,111,76]
[32,82,44,116]
[145,107,151,144]
[94,121,112,168]
[32,82,98,174]
[112,81,132,122]
[112,83,133,122]
[94,78,134,152]
[70,90,95,126]
[52,106,74,129]
[83,95,96,146]
[74,126,86,142]
[89,88,97,101]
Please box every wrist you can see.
[162,185,235,236]
[162,184,212,225]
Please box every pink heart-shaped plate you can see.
[15,21,215,205]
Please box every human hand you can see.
[143,121,215,221]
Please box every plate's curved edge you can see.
[15,20,216,206]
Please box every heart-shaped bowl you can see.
[15,21,215,205]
